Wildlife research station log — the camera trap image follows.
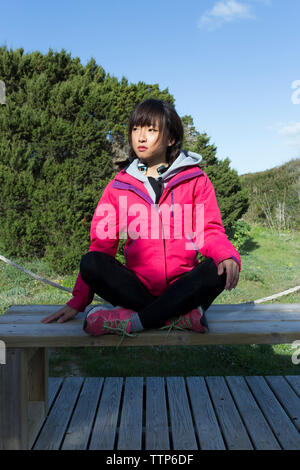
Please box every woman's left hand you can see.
[217,258,240,291]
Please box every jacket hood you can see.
[126,149,202,182]
[125,150,202,203]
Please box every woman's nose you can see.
[138,129,146,141]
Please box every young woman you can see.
[42,99,241,341]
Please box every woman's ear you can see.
[168,138,175,146]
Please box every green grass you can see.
[1,222,300,377]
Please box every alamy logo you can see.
[0,80,6,104]
[0,340,6,364]
[94,198,205,251]
[291,340,300,365]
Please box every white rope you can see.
[252,285,300,303]
[0,254,103,302]
[0,254,299,304]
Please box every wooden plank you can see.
[207,304,300,312]
[285,376,300,397]
[166,377,198,450]
[3,320,300,347]
[265,376,300,432]
[28,402,46,450]
[117,377,144,450]
[205,376,253,450]
[33,377,83,450]
[245,376,300,450]
[225,376,280,449]
[27,348,48,448]
[89,377,123,450]
[0,348,28,450]
[29,375,300,451]
[61,377,103,450]
[28,348,48,404]
[2,307,300,324]
[3,305,86,315]
[48,377,63,408]
[186,376,225,450]
[1,304,300,347]
[145,377,170,450]
[4,303,300,316]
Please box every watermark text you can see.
[291,340,300,365]
[0,80,6,104]
[94,198,205,250]
[0,340,6,364]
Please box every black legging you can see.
[80,251,227,329]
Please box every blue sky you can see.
[1,0,300,175]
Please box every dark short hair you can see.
[127,99,184,164]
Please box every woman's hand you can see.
[41,305,79,323]
[217,258,240,291]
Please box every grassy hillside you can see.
[240,158,300,231]
[0,223,300,377]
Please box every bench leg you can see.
[28,348,49,448]
[0,347,48,450]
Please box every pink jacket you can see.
[67,161,241,312]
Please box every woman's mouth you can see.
[138,147,147,151]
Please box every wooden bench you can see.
[1,303,300,450]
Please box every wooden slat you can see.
[205,376,253,450]
[28,348,48,404]
[48,377,63,409]
[1,304,300,347]
[166,377,198,450]
[2,304,300,323]
[0,313,83,323]
[2,321,300,347]
[33,377,83,450]
[32,376,300,451]
[89,377,123,450]
[265,376,300,432]
[117,377,144,450]
[4,303,300,315]
[225,376,280,449]
[3,311,300,324]
[28,402,46,450]
[145,377,170,450]
[0,349,28,450]
[61,377,104,450]
[186,376,225,450]
[245,376,300,450]
[285,376,300,397]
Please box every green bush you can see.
[0,47,173,274]
[0,47,250,275]
[227,219,252,253]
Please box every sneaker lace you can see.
[103,318,138,347]
[159,315,193,336]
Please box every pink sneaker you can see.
[83,306,138,345]
[160,307,207,335]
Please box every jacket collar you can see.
[112,166,204,205]
[114,165,203,187]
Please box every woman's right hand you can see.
[41,304,79,323]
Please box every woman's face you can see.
[131,121,174,164]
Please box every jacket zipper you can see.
[112,169,203,288]
[157,206,168,287]
[124,238,136,265]
[185,233,199,264]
